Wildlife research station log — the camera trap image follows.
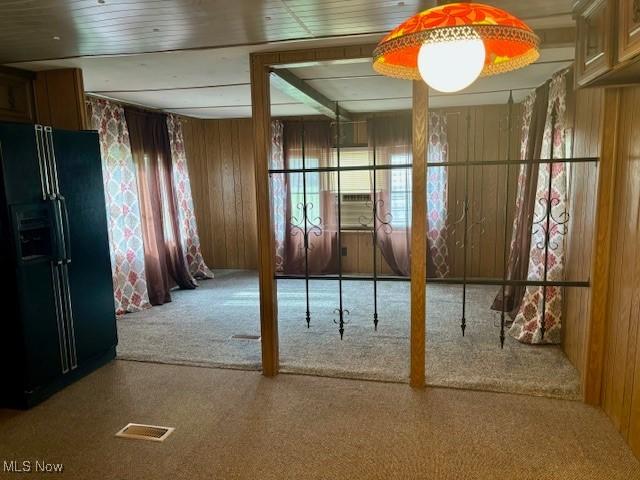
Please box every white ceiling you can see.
[5,1,576,118]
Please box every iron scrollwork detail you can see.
[531,197,569,251]
[449,199,487,250]
[445,199,487,336]
[290,201,323,250]
[358,198,394,236]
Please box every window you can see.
[390,153,412,228]
[334,148,371,193]
[289,156,321,226]
[287,147,412,230]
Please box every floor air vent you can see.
[115,423,175,442]
[231,334,261,340]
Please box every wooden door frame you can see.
[249,44,428,386]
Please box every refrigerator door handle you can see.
[50,263,70,374]
[58,195,72,264]
[42,126,70,263]
[60,263,78,370]
[44,126,61,196]
[34,125,50,200]
[48,195,66,264]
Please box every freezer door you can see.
[0,123,50,204]
[52,129,117,364]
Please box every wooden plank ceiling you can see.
[3,0,575,118]
[0,0,572,63]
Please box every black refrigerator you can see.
[0,121,117,408]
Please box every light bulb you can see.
[417,37,486,93]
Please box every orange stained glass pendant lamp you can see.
[373,2,540,92]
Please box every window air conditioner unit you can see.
[340,193,373,229]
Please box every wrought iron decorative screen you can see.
[269,94,597,346]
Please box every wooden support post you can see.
[410,80,428,388]
[584,88,620,404]
[250,53,279,377]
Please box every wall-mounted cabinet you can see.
[0,67,36,123]
[575,0,613,86]
[618,0,640,61]
[575,0,640,87]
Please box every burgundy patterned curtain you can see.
[491,83,548,317]
[166,114,213,280]
[427,111,450,278]
[87,97,151,315]
[510,69,571,344]
[270,120,286,273]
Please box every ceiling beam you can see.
[270,68,352,121]
[536,26,576,48]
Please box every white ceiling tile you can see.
[339,98,412,113]
[88,84,298,110]
[307,76,411,103]
[271,104,320,117]
[165,106,253,119]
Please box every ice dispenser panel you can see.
[12,204,54,261]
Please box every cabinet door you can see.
[576,0,614,86]
[618,0,640,62]
[52,129,117,364]
[0,73,35,124]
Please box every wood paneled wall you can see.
[562,87,603,378]
[184,104,521,275]
[599,85,640,458]
[442,104,522,279]
[342,231,394,274]
[345,104,521,278]
[181,117,258,269]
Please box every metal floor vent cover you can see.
[115,423,175,442]
[231,334,261,340]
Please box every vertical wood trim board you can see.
[250,52,280,377]
[410,80,428,388]
[584,88,621,405]
[562,87,603,383]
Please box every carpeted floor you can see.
[117,270,581,399]
[0,361,638,479]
